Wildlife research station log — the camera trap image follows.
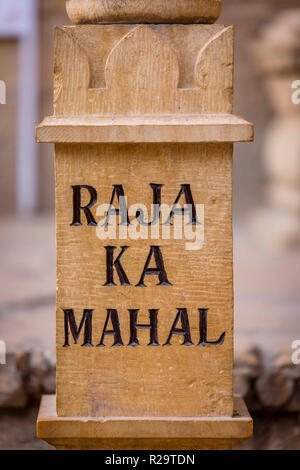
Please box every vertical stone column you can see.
[36,0,253,450]
[250,9,300,248]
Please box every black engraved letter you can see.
[104,246,131,286]
[136,183,163,226]
[71,185,97,226]
[136,246,172,287]
[104,185,130,226]
[198,309,225,346]
[163,184,200,226]
[128,309,159,346]
[164,308,193,346]
[97,309,124,347]
[63,309,94,347]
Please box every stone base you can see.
[37,395,252,450]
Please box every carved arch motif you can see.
[54,25,233,116]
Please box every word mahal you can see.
[63,308,225,348]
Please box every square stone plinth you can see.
[37,395,252,450]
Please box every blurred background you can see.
[0,0,300,450]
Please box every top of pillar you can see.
[65,0,223,25]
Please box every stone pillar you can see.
[250,9,300,249]
[36,0,253,450]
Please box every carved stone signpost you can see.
[37,0,253,450]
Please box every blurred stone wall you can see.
[38,0,70,211]
[220,0,300,217]
[0,39,18,214]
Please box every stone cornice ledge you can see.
[36,114,254,144]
